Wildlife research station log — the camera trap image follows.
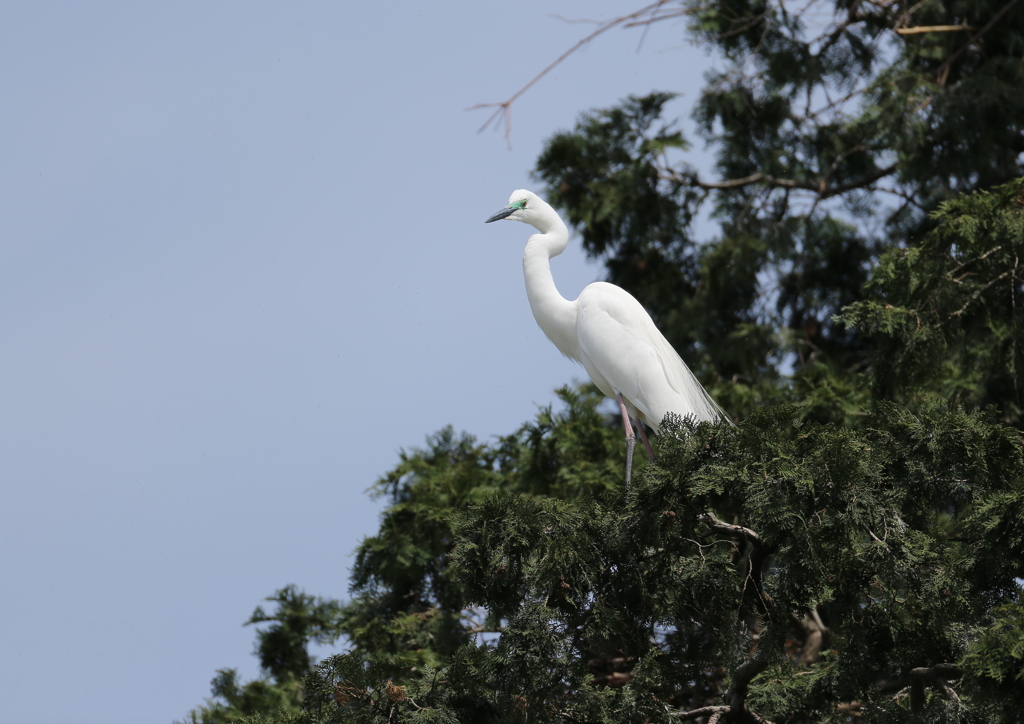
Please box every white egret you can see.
[486,189,728,484]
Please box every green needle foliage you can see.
[181,2,1024,722]
[201,389,1024,723]
[842,178,1024,425]
[179,587,343,724]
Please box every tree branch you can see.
[468,1,674,146]
[895,24,973,34]
[879,663,963,713]
[700,512,763,545]
[792,608,828,665]
[672,704,775,723]
[727,653,773,721]
[700,513,776,614]
[672,704,728,720]
[910,664,963,711]
[682,164,898,200]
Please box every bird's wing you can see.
[576,283,728,429]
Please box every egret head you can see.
[484,189,544,226]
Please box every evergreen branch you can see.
[696,13,768,42]
[683,164,898,199]
[819,143,869,194]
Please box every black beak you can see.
[485,207,515,223]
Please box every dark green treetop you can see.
[233,386,1024,723]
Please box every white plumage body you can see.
[487,189,727,480]
[573,281,723,431]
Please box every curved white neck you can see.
[521,212,580,361]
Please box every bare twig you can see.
[801,85,869,123]
[468,1,674,147]
[951,268,1013,317]
[633,2,662,51]
[950,245,1003,278]
[548,14,604,25]
[873,184,927,213]
[819,143,868,193]
[625,10,689,27]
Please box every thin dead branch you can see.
[624,10,689,27]
[468,1,674,147]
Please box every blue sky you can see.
[0,3,715,721]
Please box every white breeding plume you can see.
[486,189,729,484]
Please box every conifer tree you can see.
[181,2,1024,721]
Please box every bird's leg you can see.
[636,422,656,462]
[617,393,635,487]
